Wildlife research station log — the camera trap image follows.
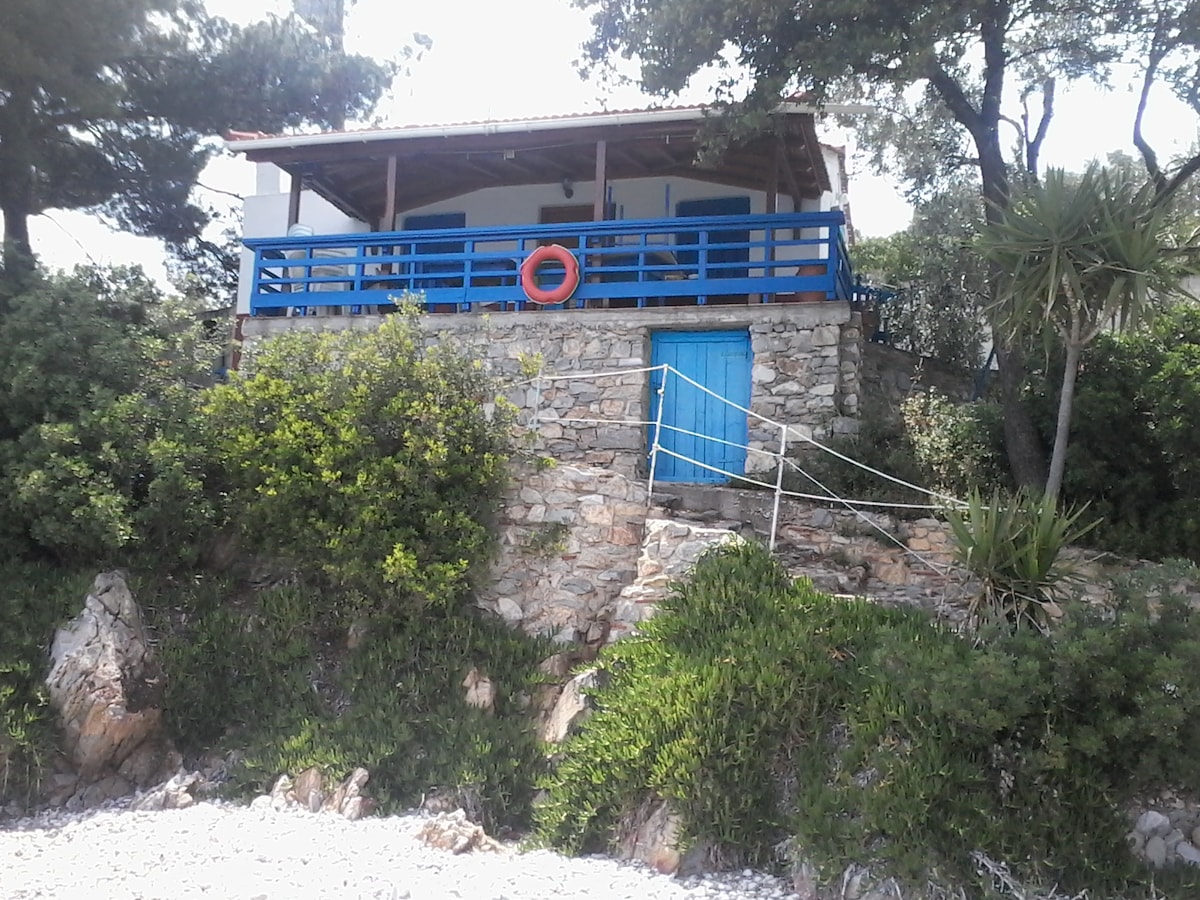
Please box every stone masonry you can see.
[480,462,648,645]
[243,304,861,479]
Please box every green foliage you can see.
[854,185,990,375]
[901,391,1009,499]
[948,488,1098,630]
[785,391,1006,511]
[0,563,95,807]
[151,577,549,833]
[535,542,1200,894]
[0,267,221,568]
[0,0,394,272]
[1026,303,1200,563]
[784,415,932,510]
[980,164,1198,499]
[205,310,514,627]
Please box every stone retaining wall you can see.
[243,304,861,478]
[480,463,648,645]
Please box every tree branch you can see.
[1025,77,1054,178]
[926,62,982,139]
[1134,51,1167,195]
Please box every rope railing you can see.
[526,362,963,566]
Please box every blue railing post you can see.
[243,211,852,315]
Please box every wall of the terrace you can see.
[241,303,862,479]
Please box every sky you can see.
[24,0,1200,285]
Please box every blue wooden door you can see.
[650,330,753,483]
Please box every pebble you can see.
[0,801,802,900]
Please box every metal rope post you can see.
[646,364,668,508]
[770,421,787,551]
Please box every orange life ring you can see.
[520,244,580,305]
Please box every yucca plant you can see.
[947,488,1098,632]
[979,164,1197,501]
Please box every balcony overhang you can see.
[226,104,855,224]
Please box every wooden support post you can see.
[593,139,608,221]
[287,171,302,229]
[382,155,398,230]
[776,135,804,215]
[590,139,609,308]
[766,142,780,215]
[762,142,781,303]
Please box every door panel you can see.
[650,330,752,483]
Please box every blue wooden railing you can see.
[243,211,852,315]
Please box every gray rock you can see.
[45,572,178,799]
[540,669,600,744]
[1146,835,1169,868]
[1137,810,1172,836]
[1178,841,1200,866]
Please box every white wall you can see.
[236,188,368,313]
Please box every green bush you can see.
[0,563,94,807]
[784,391,1006,511]
[150,577,549,834]
[901,390,1009,499]
[536,542,1200,895]
[0,266,221,568]
[205,310,514,628]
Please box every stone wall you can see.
[480,463,648,645]
[243,303,861,478]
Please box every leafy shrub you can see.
[151,577,549,834]
[536,542,1200,894]
[948,488,1098,630]
[784,390,1006,511]
[901,390,1009,498]
[535,541,976,872]
[205,310,514,628]
[1029,304,1200,562]
[0,563,94,808]
[0,266,221,568]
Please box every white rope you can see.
[781,433,966,508]
[651,447,782,491]
[520,361,963,520]
[665,365,777,426]
[515,364,665,386]
[776,489,949,510]
[784,458,955,576]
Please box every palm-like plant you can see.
[947,488,1098,632]
[980,164,1197,501]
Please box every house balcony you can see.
[243,211,852,316]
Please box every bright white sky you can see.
[25,0,1200,286]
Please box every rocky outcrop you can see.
[539,668,601,744]
[414,809,504,854]
[252,766,374,821]
[44,571,179,807]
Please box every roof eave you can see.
[223,101,872,155]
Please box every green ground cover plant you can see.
[536,542,1200,896]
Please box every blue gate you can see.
[650,330,753,483]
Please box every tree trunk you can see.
[976,124,1047,490]
[992,342,1046,489]
[0,88,39,282]
[0,194,34,278]
[1045,335,1082,503]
